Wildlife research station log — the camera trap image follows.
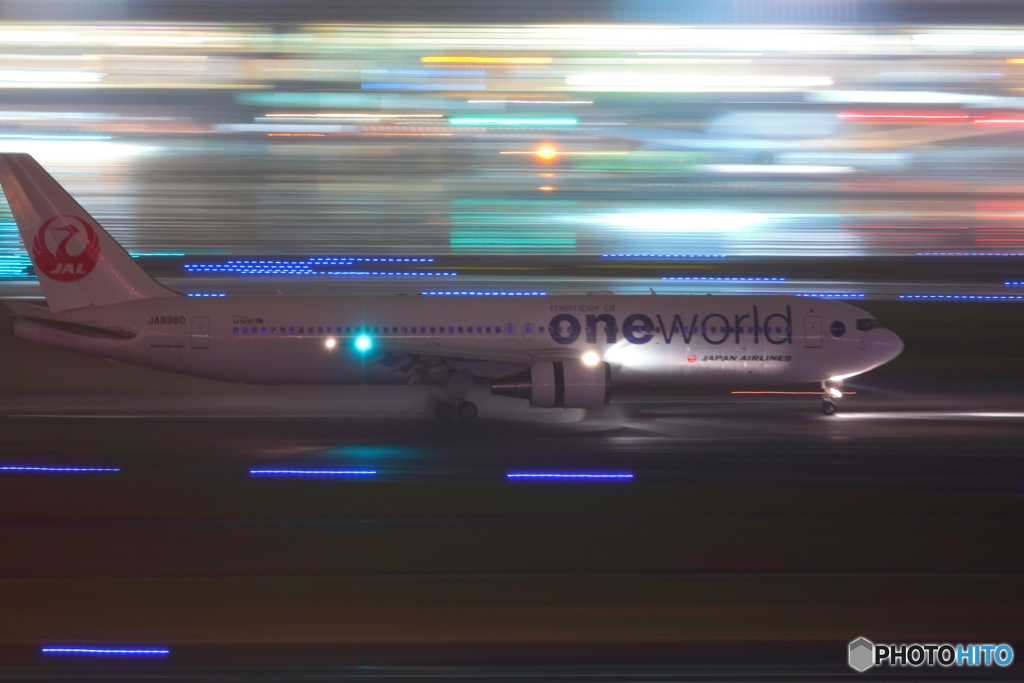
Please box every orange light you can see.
[538,186,554,191]
[535,145,558,160]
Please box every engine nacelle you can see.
[491,359,611,408]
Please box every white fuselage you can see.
[13,294,903,390]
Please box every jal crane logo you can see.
[31,215,100,282]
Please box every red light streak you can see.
[840,112,969,121]
[974,118,1024,125]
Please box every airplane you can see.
[0,152,903,420]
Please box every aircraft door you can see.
[803,316,821,348]
[191,316,210,349]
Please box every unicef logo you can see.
[830,320,846,337]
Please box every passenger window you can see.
[448,326,454,333]
[458,326,464,333]
[233,327,239,334]
[525,325,532,333]
[539,326,545,333]
[476,326,482,333]
[420,327,426,333]
[430,327,436,333]
[242,327,249,334]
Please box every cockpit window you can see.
[856,318,884,332]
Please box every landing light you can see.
[355,335,372,352]
[325,337,337,349]
[535,145,558,160]
[581,351,601,366]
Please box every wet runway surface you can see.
[1,378,1024,491]
[0,378,1021,680]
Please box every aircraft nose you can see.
[876,328,904,364]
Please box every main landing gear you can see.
[820,379,842,416]
[432,398,478,423]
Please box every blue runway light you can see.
[422,291,546,296]
[602,253,726,259]
[795,293,866,298]
[662,276,784,282]
[917,252,1024,256]
[1006,282,1024,286]
[507,472,633,480]
[42,647,169,656]
[355,335,373,352]
[184,257,439,277]
[899,294,1023,300]
[250,469,377,477]
[187,293,226,297]
[0,466,120,473]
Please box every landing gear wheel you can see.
[456,401,478,421]
[821,399,837,416]
[433,400,456,422]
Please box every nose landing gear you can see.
[821,379,843,416]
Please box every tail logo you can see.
[32,215,100,282]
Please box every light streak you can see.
[899,295,1022,300]
[662,277,784,282]
[507,473,633,480]
[840,112,969,121]
[250,469,376,477]
[451,117,576,127]
[974,118,1024,125]
[422,56,552,64]
[468,99,592,104]
[0,466,120,473]
[422,291,545,296]
[602,254,726,258]
[264,113,444,119]
[42,647,168,656]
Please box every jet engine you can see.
[491,359,611,408]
